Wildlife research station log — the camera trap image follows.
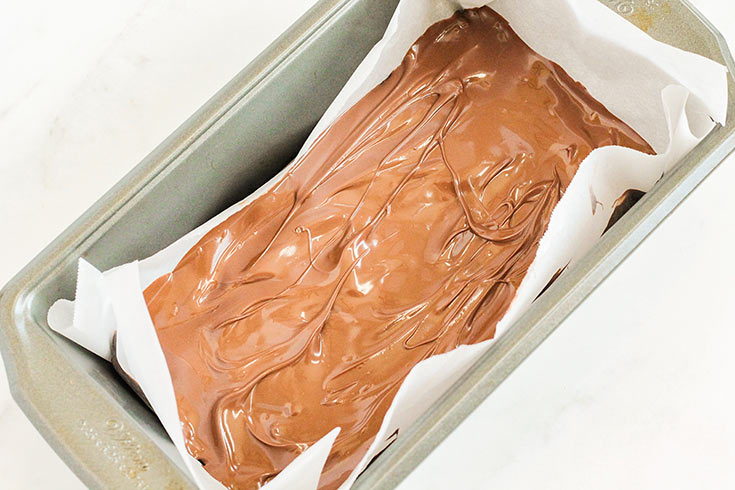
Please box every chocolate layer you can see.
[144,7,652,489]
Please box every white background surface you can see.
[0,1,733,489]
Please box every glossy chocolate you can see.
[144,7,653,489]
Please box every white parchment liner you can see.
[47,0,727,488]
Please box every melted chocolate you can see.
[144,7,653,489]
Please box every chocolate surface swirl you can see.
[144,7,653,489]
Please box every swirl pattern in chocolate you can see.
[144,7,653,489]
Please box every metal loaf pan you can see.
[1,1,733,489]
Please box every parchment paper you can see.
[47,0,728,488]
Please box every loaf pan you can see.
[1,0,733,489]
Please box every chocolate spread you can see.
[144,7,653,489]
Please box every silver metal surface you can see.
[0,1,732,489]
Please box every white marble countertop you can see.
[1,1,733,489]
